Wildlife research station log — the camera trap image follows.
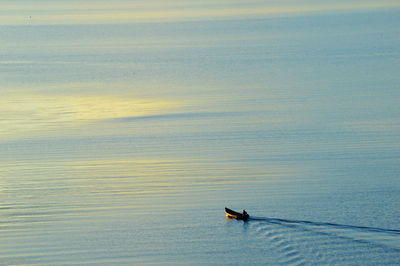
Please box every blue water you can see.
[1,8,400,265]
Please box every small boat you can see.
[225,207,249,221]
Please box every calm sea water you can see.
[1,9,400,265]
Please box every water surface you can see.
[1,6,400,265]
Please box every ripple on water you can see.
[250,217,400,265]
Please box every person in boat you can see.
[242,210,248,218]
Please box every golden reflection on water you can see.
[2,2,399,25]
[0,158,290,209]
[0,94,178,140]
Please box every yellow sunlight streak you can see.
[1,2,399,25]
[0,94,178,140]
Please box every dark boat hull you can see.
[225,207,249,220]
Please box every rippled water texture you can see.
[1,3,400,265]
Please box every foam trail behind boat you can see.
[251,217,400,234]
